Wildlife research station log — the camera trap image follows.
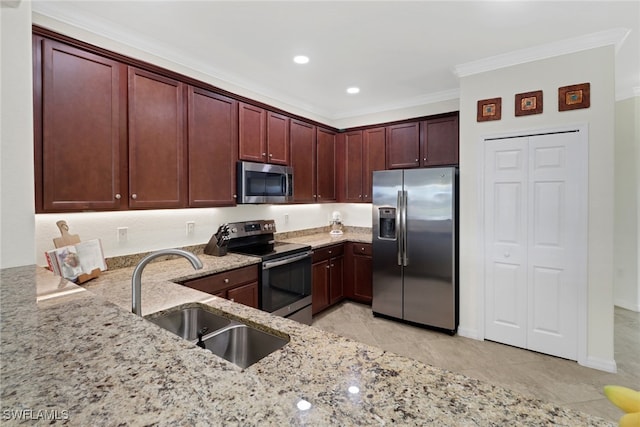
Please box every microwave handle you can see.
[283,173,290,197]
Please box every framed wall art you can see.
[515,90,543,116]
[558,82,590,111]
[477,97,501,122]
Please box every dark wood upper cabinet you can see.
[386,122,420,169]
[128,67,187,209]
[290,119,316,202]
[316,128,337,202]
[343,130,363,202]
[187,86,238,207]
[362,127,386,202]
[238,102,266,163]
[266,111,290,165]
[420,115,459,167]
[39,39,125,212]
[239,104,289,165]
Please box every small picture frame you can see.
[558,83,590,111]
[515,90,543,116]
[477,97,502,122]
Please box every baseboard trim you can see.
[614,299,640,313]
[457,327,481,340]
[580,356,618,373]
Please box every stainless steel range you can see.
[226,220,313,325]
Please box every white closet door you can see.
[484,137,528,348]
[484,131,584,361]
[527,133,581,360]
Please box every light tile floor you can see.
[312,302,640,422]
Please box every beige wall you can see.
[614,95,640,312]
[0,1,35,269]
[458,47,617,370]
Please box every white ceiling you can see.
[32,1,639,122]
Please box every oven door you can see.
[261,251,312,320]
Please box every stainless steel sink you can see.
[146,306,231,341]
[202,323,288,369]
[145,305,289,369]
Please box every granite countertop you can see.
[0,232,612,426]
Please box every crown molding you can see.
[453,28,631,78]
[329,89,460,120]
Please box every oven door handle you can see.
[262,251,313,270]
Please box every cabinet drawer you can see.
[183,264,258,294]
[351,243,372,256]
[313,244,344,262]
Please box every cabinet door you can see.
[227,282,259,308]
[238,102,266,163]
[187,86,238,207]
[421,115,459,166]
[329,256,344,305]
[128,67,186,208]
[352,252,373,304]
[312,260,330,315]
[40,39,124,212]
[363,127,386,202]
[290,119,316,202]
[316,128,337,202]
[343,131,363,202]
[386,122,420,169]
[266,111,290,165]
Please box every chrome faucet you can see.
[131,248,203,316]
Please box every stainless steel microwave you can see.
[236,161,293,204]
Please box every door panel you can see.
[484,138,528,347]
[484,131,584,361]
[527,133,581,360]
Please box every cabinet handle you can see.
[328,250,332,254]
[361,247,365,251]
[269,153,273,158]
[115,194,121,200]
[233,194,237,199]
[131,194,137,200]
[358,195,362,198]
[313,194,317,198]
[415,158,419,162]
[262,152,266,157]
[224,278,229,283]
[331,264,334,267]
[424,157,427,161]
[326,265,330,269]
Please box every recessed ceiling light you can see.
[346,87,360,94]
[293,55,309,64]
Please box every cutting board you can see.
[53,220,81,248]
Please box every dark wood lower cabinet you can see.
[181,264,259,309]
[312,244,344,315]
[345,243,373,304]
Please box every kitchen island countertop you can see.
[0,236,613,426]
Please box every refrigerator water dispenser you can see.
[378,208,396,239]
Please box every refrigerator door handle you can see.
[396,190,403,266]
[402,190,408,266]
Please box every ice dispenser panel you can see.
[379,207,396,239]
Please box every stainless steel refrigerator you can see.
[372,167,458,334]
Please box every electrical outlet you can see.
[186,221,195,236]
[117,227,128,243]
[284,213,289,225]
